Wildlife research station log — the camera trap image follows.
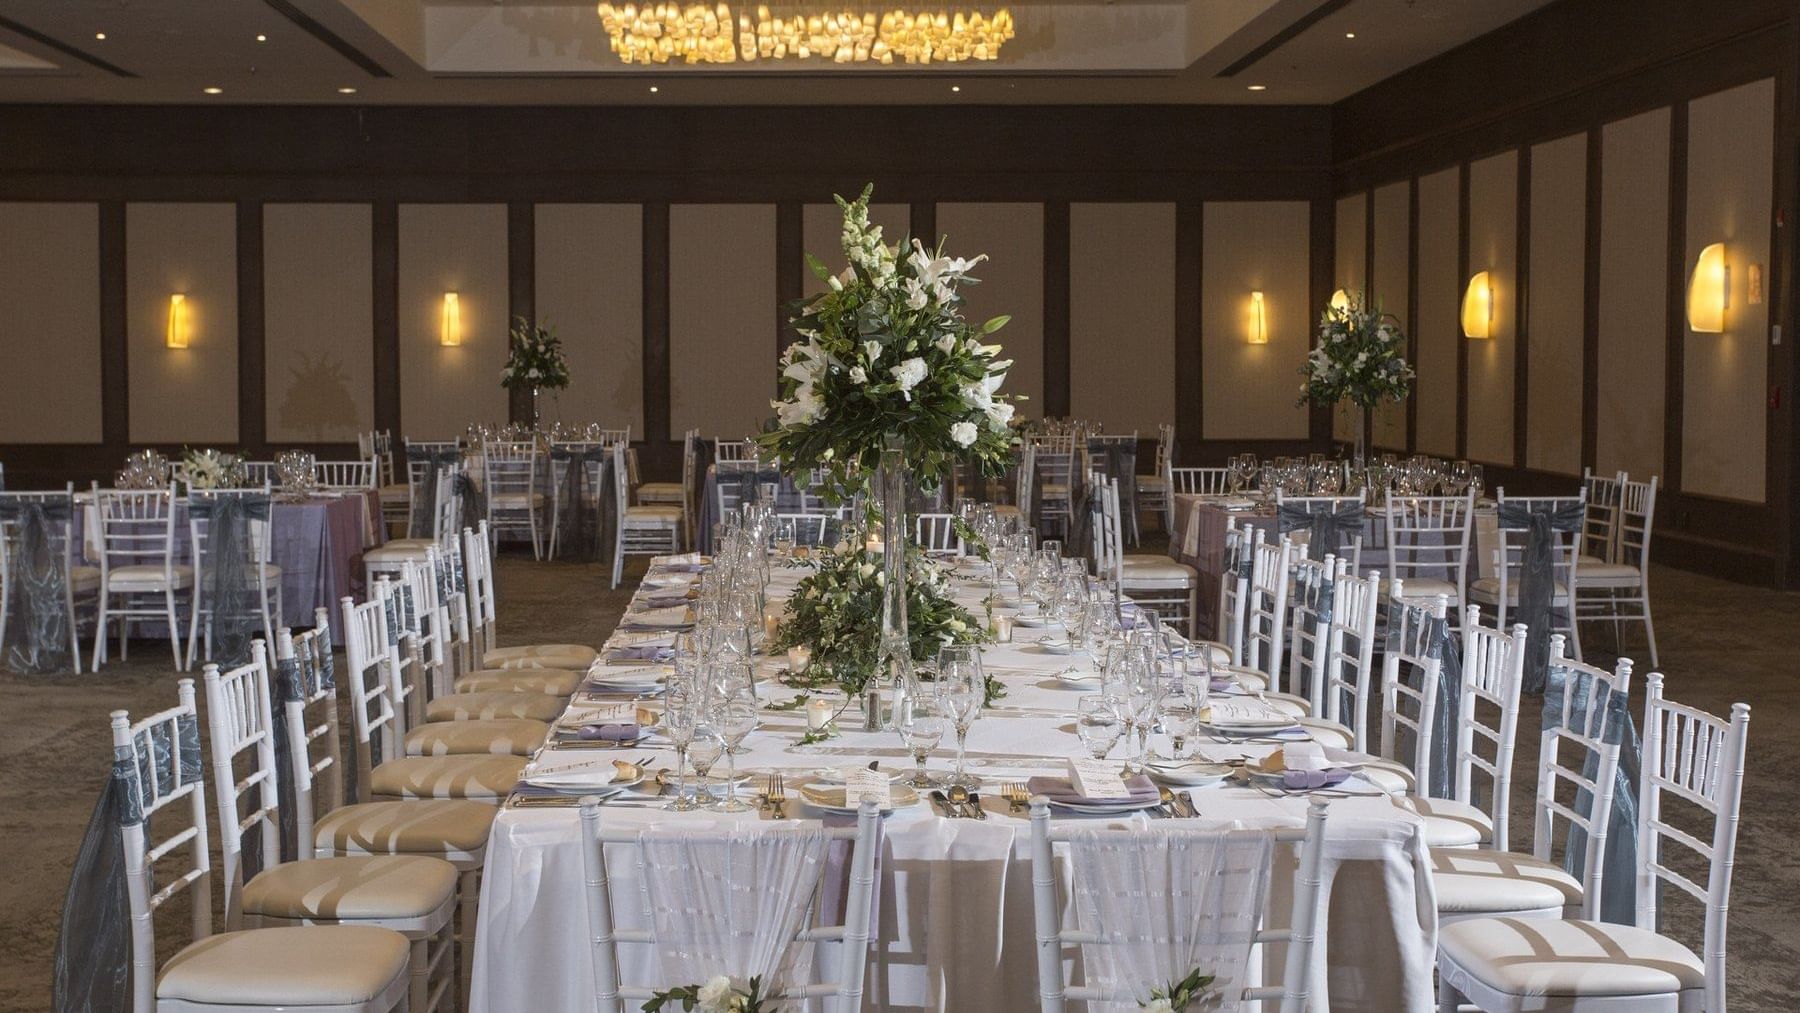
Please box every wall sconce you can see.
[1329,288,1351,312]
[1249,291,1268,344]
[165,294,190,348]
[1686,242,1729,333]
[440,292,462,347]
[1461,271,1493,339]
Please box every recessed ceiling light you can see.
[1246,84,1267,91]
[203,86,223,95]
[337,86,357,94]
[94,32,106,40]
[649,85,659,93]
[1344,31,1355,38]
[256,33,267,42]
[951,85,961,92]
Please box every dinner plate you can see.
[1052,668,1103,687]
[1035,638,1075,655]
[1144,760,1235,787]
[1044,795,1161,814]
[521,759,646,793]
[1013,614,1058,629]
[797,781,920,814]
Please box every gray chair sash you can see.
[1543,660,1642,924]
[1495,500,1585,693]
[187,494,272,668]
[1276,500,1365,563]
[405,446,463,539]
[1383,602,1461,799]
[550,446,612,562]
[0,498,74,673]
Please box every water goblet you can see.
[896,695,947,788]
[687,728,725,808]
[1076,695,1125,760]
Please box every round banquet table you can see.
[470,560,1439,1012]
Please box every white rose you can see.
[947,618,966,633]
[858,563,876,579]
[1143,999,1175,1013]
[950,421,979,447]
[935,333,957,353]
[849,366,867,384]
[890,357,927,393]
[696,976,735,1010]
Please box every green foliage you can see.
[502,316,572,391]
[1296,291,1414,410]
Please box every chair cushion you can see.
[1297,717,1354,749]
[104,564,192,591]
[1412,796,1494,848]
[1259,691,1311,718]
[243,855,457,921]
[403,718,548,757]
[1575,561,1643,587]
[69,565,101,593]
[636,482,686,503]
[455,669,583,696]
[158,925,409,1006]
[370,755,528,801]
[1438,917,1703,998]
[379,482,411,504]
[1121,555,1197,584]
[483,643,599,670]
[1431,849,1582,916]
[1469,577,1569,605]
[1380,577,1460,601]
[314,800,496,858]
[1189,641,1232,666]
[364,542,433,564]
[1360,758,1417,795]
[624,504,683,523]
[490,492,545,508]
[426,691,566,722]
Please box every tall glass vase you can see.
[875,433,915,729]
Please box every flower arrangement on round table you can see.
[502,316,571,391]
[1296,290,1414,456]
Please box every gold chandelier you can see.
[594,2,1015,65]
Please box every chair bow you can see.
[1276,500,1365,563]
[549,446,612,562]
[0,498,74,673]
[1543,661,1642,925]
[1495,499,1585,693]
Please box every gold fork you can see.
[1004,781,1030,814]
[769,772,787,819]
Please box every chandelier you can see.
[594,2,1015,65]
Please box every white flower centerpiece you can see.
[1296,290,1414,459]
[501,317,572,426]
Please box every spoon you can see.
[947,784,983,819]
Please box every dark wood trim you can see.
[1778,14,1800,586]
[775,201,803,355]
[1174,199,1203,464]
[1216,0,1355,78]
[1455,160,1470,459]
[0,14,135,77]
[99,201,128,447]
[1362,188,1376,452]
[1405,176,1420,454]
[1662,102,1688,493]
[261,0,393,78]
[642,203,672,469]
[1580,127,1603,470]
[506,201,534,425]
[1307,196,1333,444]
[1042,200,1071,418]
[910,203,937,249]
[238,201,266,452]
[1512,143,1530,469]
[371,202,399,436]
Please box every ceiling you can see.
[0,0,1554,105]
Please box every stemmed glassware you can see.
[773,515,797,559]
[896,693,947,788]
[712,675,759,813]
[1076,695,1125,761]
[661,685,700,810]
[687,727,725,808]
[937,645,985,788]
[1103,643,1155,774]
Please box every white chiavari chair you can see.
[1317,564,1380,751]
[1577,475,1660,666]
[92,486,190,671]
[1274,492,1365,575]
[1471,488,1586,660]
[314,459,376,492]
[201,640,460,1012]
[614,442,683,588]
[1093,476,1200,638]
[1215,519,1255,667]
[363,430,409,534]
[1241,535,1294,681]
[634,430,692,542]
[113,681,413,1013]
[713,438,756,462]
[1579,467,1626,567]
[453,522,589,689]
[1284,553,1339,707]
[914,512,964,557]
[236,460,276,489]
[1170,466,1231,496]
[0,484,96,672]
[1029,797,1331,1013]
[402,438,461,536]
[713,458,764,522]
[578,797,880,1013]
[365,465,460,588]
[777,512,838,549]
[1030,433,1076,540]
[481,439,545,559]
[995,442,1035,530]
[1374,586,1447,796]
[1134,422,1175,532]
[185,486,282,670]
[1383,491,1475,606]
[281,618,345,816]
[1439,607,1528,852]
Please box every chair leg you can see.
[458,868,480,1011]
[1641,596,1659,668]
[1437,974,1463,1013]
[166,588,184,671]
[91,596,107,670]
[611,531,625,589]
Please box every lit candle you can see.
[806,697,833,730]
[763,612,781,642]
[786,645,811,672]
[992,615,1014,643]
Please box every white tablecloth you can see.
[471,562,1438,1012]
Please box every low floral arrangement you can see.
[770,539,989,700]
[645,974,767,1012]
[181,448,246,491]
[1296,290,1414,411]
[1140,967,1219,1012]
[759,184,1022,498]
[501,317,572,391]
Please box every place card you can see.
[1067,756,1129,799]
[1205,698,1289,725]
[842,766,892,808]
[578,702,638,723]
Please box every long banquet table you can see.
[471,556,1439,1012]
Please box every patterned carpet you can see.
[0,546,1794,1010]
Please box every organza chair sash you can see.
[1277,500,1365,563]
[0,498,74,673]
[188,493,271,667]
[1293,563,1336,706]
[405,446,463,539]
[1384,601,1462,798]
[1495,499,1585,693]
[550,445,612,562]
[1543,660,1642,924]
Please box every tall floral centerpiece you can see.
[1297,291,1414,459]
[760,184,1020,705]
[502,317,572,426]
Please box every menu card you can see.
[1205,698,1290,725]
[842,766,892,808]
[1068,756,1130,799]
[578,702,638,723]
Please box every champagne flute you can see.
[661,688,700,810]
[896,695,947,788]
[937,645,985,788]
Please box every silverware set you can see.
[930,785,986,819]
[760,772,791,819]
[1001,781,1030,814]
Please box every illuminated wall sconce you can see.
[1329,288,1351,312]
[1686,242,1729,333]
[165,294,190,348]
[440,292,462,346]
[1461,271,1494,339]
[1249,291,1268,344]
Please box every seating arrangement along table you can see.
[470,557,1439,1012]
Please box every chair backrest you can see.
[314,459,376,490]
[1532,636,1629,918]
[1615,475,1658,574]
[579,797,880,1012]
[680,429,701,498]
[1321,565,1380,751]
[340,588,399,798]
[550,440,610,503]
[463,522,498,657]
[1452,607,1528,851]
[376,571,423,729]
[1377,589,1449,790]
[483,439,539,501]
[187,487,275,589]
[713,439,756,462]
[776,512,836,548]
[1153,422,1174,472]
[1030,797,1329,1012]
[404,439,461,490]
[1491,489,1585,630]
[278,616,343,840]
[1580,467,1626,563]
[1243,536,1293,680]
[200,639,281,928]
[714,459,764,518]
[1274,493,1364,573]
[114,681,212,1013]
[602,426,632,447]
[1283,554,1340,703]
[1637,673,1749,1010]
[1091,477,1126,582]
[94,487,178,575]
[914,513,964,557]
[1217,520,1257,665]
[0,484,80,608]
[401,551,452,700]
[1169,467,1230,496]
[1383,492,1475,600]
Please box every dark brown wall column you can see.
[1042,201,1071,418]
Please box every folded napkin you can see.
[1282,767,1352,790]
[1209,676,1234,693]
[577,722,640,742]
[607,645,673,662]
[623,606,691,629]
[610,630,676,648]
[656,552,704,566]
[637,594,691,610]
[1026,773,1159,806]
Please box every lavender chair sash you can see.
[0,498,74,673]
[1495,499,1585,693]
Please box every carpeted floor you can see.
[1,548,1795,1010]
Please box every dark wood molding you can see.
[1216,0,1354,79]
[910,202,937,249]
[1580,127,1603,471]
[99,201,128,447]
[1512,143,1530,470]
[1307,196,1333,444]
[1455,160,1470,459]
[1405,176,1420,454]
[261,0,394,79]
[1042,201,1071,418]
[1362,188,1376,452]
[0,14,135,77]
[1662,102,1688,493]
[775,201,802,358]
[371,202,399,436]
[506,201,534,425]
[237,201,266,452]
[1778,14,1800,586]
[642,203,672,469]
[1174,199,1203,464]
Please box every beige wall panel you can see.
[127,203,238,444]
[670,204,776,436]
[535,204,644,435]
[1465,152,1517,465]
[398,204,509,440]
[1333,193,1367,441]
[1202,201,1311,440]
[1370,182,1411,450]
[0,203,101,443]
[264,204,373,444]
[1682,78,1774,502]
[936,203,1044,415]
[1069,203,1176,435]
[1595,108,1669,480]
[802,202,911,297]
[1525,134,1586,475]
[1416,169,1460,457]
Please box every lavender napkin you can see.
[638,594,691,610]
[608,645,673,662]
[657,562,706,573]
[1281,767,1352,790]
[1026,773,1159,806]
[577,722,641,742]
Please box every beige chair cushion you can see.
[69,565,101,593]
[455,669,583,696]
[1470,577,1570,605]
[313,799,496,857]
[1380,576,1460,601]
[105,563,192,591]
[993,505,1020,517]
[1438,917,1703,999]
[490,491,545,508]
[427,691,565,722]
[1575,562,1642,587]
[636,482,685,503]
[1189,641,1232,666]
[379,482,410,504]
[1431,848,1582,916]
[1120,555,1197,584]
[1412,796,1494,848]
[1360,758,1417,795]
[483,643,599,670]
[158,925,409,1006]
[364,542,433,564]
[403,718,548,757]
[1297,717,1354,749]
[370,755,527,801]
[243,855,457,921]
[1259,691,1311,718]
[624,504,683,524]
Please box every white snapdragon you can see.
[950,421,979,446]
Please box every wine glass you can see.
[713,682,759,813]
[896,694,947,788]
[1076,695,1125,760]
[1158,683,1201,761]
[773,515,797,559]
[937,645,985,789]
[661,687,700,811]
[687,727,725,808]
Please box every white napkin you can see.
[609,630,676,648]
[653,552,703,566]
[626,605,691,627]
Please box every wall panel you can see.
[802,202,910,297]
[1682,78,1774,502]
[0,203,101,443]
[264,203,373,444]
[1415,169,1461,456]
[1332,193,1367,441]
[1069,203,1176,435]
[1525,133,1586,475]
[1465,152,1517,465]
[398,203,509,440]
[936,203,1045,414]
[1201,201,1311,440]
[670,204,776,436]
[535,204,645,435]
[1370,182,1410,450]
[126,202,238,444]
[1595,108,1670,480]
